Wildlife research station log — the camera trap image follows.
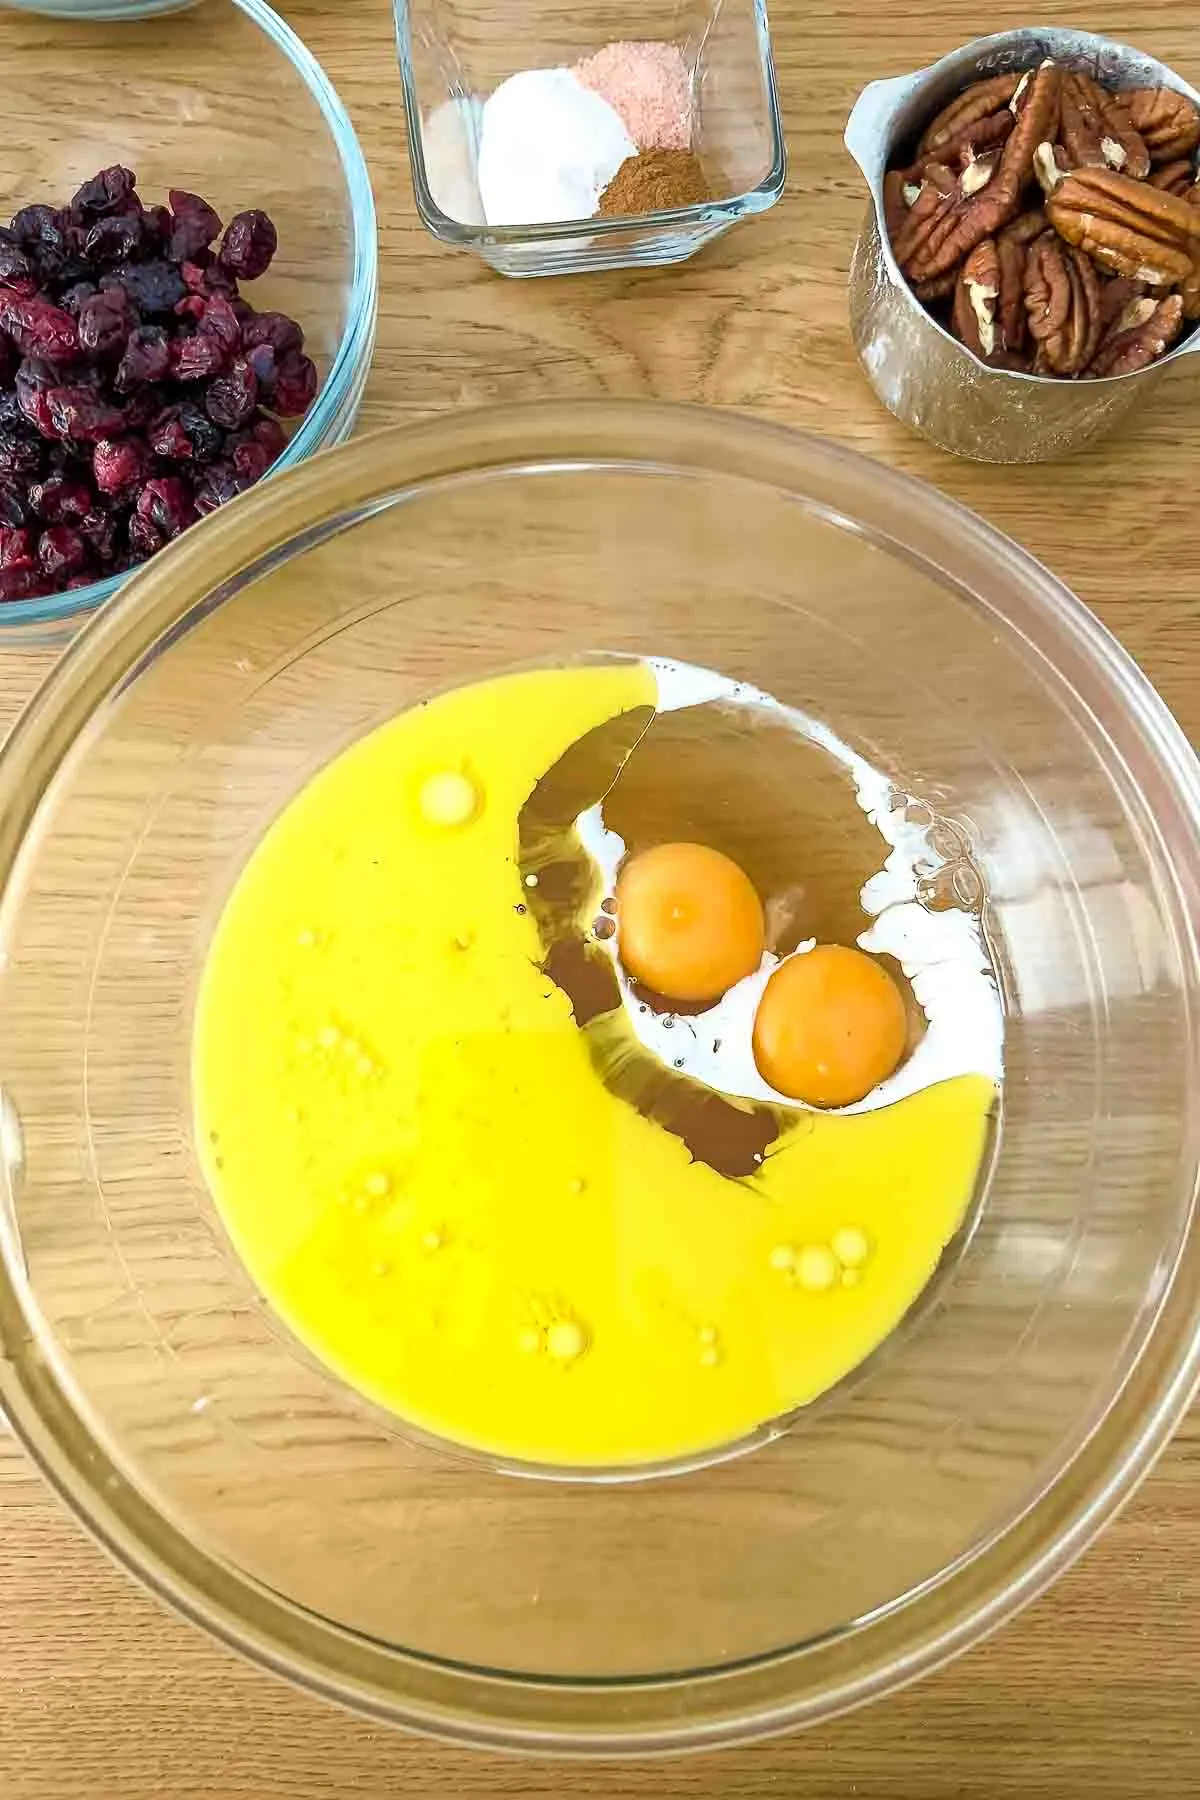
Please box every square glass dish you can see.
[393,0,786,276]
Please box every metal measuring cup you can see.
[844,28,1200,463]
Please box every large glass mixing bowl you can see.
[0,403,1198,1753]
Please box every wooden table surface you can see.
[3,0,1200,1794]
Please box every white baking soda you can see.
[477,69,635,226]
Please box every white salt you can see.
[477,68,635,226]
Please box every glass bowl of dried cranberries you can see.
[0,0,377,638]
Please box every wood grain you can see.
[2,0,1200,1794]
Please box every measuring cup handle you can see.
[844,69,928,178]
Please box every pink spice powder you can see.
[573,41,693,152]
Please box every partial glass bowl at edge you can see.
[394,0,786,275]
[0,0,377,638]
[1,402,1199,1754]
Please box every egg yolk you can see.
[615,842,766,1004]
[752,943,907,1108]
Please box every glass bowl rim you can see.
[0,0,379,634]
[1,399,1199,1752]
[391,0,787,248]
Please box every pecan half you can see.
[893,155,1018,284]
[951,240,1002,359]
[1024,233,1102,374]
[1148,159,1196,195]
[1000,61,1064,189]
[1124,88,1200,164]
[918,74,1022,160]
[1098,273,1147,333]
[1058,74,1151,178]
[1088,291,1184,375]
[889,164,951,261]
[1097,84,1153,179]
[1033,142,1068,197]
[959,146,1003,196]
[995,211,1045,352]
[952,109,1015,164]
[1047,167,1200,285]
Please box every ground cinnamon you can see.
[598,149,711,216]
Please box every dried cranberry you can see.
[249,415,287,462]
[205,359,257,429]
[15,359,59,436]
[198,293,241,356]
[78,506,119,565]
[9,205,63,250]
[121,384,166,431]
[77,290,135,359]
[59,280,99,316]
[141,204,172,248]
[0,241,36,295]
[245,343,277,394]
[46,388,125,444]
[174,331,228,381]
[167,191,222,263]
[180,254,238,300]
[146,410,190,462]
[230,437,271,483]
[0,565,42,602]
[135,475,196,540]
[115,325,171,391]
[38,526,88,581]
[194,460,241,515]
[70,167,137,222]
[12,207,80,286]
[127,511,165,560]
[36,246,81,287]
[0,525,34,570]
[84,214,145,268]
[94,436,148,497]
[270,352,318,418]
[241,310,304,357]
[224,414,286,486]
[0,478,31,528]
[0,295,80,362]
[102,260,185,315]
[0,427,46,479]
[181,403,225,460]
[150,402,222,463]
[28,475,94,526]
[218,211,277,281]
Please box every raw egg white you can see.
[578,657,1004,1115]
